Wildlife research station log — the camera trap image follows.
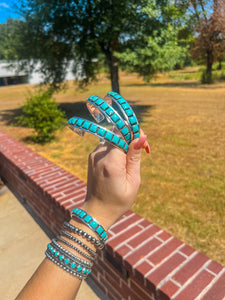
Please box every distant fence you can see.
[0,130,224,300]
[0,75,29,86]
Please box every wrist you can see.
[81,198,120,231]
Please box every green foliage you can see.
[117,24,188,82]
[201,70,214,84]
[16,89,66,143]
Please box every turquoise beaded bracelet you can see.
[71,208,108,242]
[87,96,132,144]
[105,91,140,140]
[68,116,129,153]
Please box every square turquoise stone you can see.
[71,118,77,125]
[71,262,76,268]
[105,131,113,141]
[111,114,119,122]
[75,208,81,215]
[117,97,126,104]
[76,119,83,126]
[91,95,98,101]
[116,119,125,129]
[82,121,90,130]
[118,140,125,148]
[95,98,103,105]
[64,258,69,264]
[100,102,108,110]
[72,208,77,214]
[101,231,107,240]
[90,124,98,133]
[84,214,92,223]
[90,220,98,229]
[121,127,129,136]
[132,124,139,133]
[106,107,114,116]
[112,135,120,144]
[96,226,103,235]
[126,109,133,117]
[133,132,140,139]
[77,266,82,272]
[97,128,105,137]
[126,133,131,141]
[129,116,137,125]
[124,144,129,152]
[79,211,86,218]
[59,255,64,261]
[122,103,130,110]
[112,94,120,99]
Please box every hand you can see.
[82,132,149,230]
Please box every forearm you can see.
[16,203,114,300]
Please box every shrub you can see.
[16,88,66,143]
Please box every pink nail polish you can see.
[134,135,147,150]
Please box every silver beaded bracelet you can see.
[63,222,105,249]
[60,230,97,257]
[57,236,95,261]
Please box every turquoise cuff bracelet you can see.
[105,91,140,140]
[68,91,141,153]
[71,208,108,242]
[87,96,132,144]
[68,116,129,153]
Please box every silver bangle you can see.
[57,235,96,261]
[60,230,97,257]
[63,222,105,249]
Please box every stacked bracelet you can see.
[71,208,108,242]
[57,236,95,261]
[63,222,105,249]
[45,209,108,279]
[60,230,97,258]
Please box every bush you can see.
[201,70,214,84]
[16,88,66,143]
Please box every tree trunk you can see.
[218,60,222,70]
[99,39,120,93]
[206,50,213,83]
[108,54,120,93]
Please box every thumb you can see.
[126,135,147,181]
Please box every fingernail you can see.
[144,141,151,154]
[134,135,147,150]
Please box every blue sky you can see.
[0,0,21,23]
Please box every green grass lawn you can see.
[0,69,225,265]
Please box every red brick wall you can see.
[0,130,224,300]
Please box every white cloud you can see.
[0,3,10,8]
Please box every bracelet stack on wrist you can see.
[45,208,107,279]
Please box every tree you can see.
[189,0,225,83]
[0,18,24,60]
[10,0,187,92]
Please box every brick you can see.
[158,280,180,300]
[146,253,186,293]
[114,244,133,264]
[147,237,182,265]
[107,225,142,250]
[135,261,153,283]
[157,231,171,242]
[203,272,225,300]
[110,214,142,234]
[128,225,161,248]
[179,244,196,257]
[173,270,215,300]
[139,219,152,228]
[124,238,161,272]
[173,252,209,285]
[130,278,153,300]
[207,261,224,275]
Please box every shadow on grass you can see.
[58,101,154,124]
[0,100,154,133]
